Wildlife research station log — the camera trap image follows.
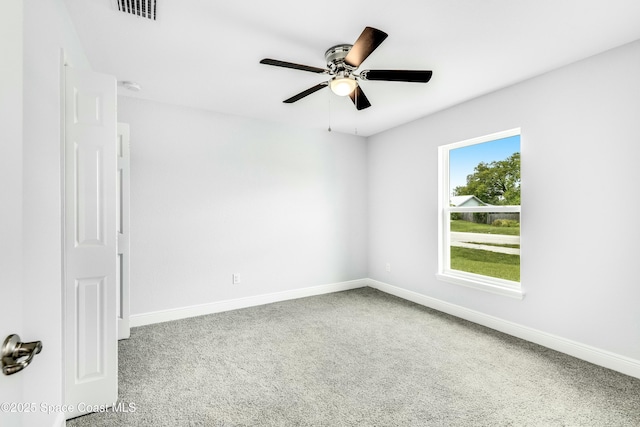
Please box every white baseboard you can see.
[54,412,66,427]
[130,279,368,327]
[367,278,640,380]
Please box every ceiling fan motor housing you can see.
[325,44,355,73]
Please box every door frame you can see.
[117,122,131,340]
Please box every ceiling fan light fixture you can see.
[330,77,357,96]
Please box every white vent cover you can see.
[115,0,157,20]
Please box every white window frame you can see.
[437,128,524,299]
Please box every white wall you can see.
[21,0,92,425]
[0,2,24,426]
[117,97,368,316]
[368,40,640,362]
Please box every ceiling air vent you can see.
[115,0,157,20]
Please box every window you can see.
[437,128,522,298]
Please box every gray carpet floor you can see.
[67,287,640,426]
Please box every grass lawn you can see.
[450,219,520,236]
[450,246,520,282]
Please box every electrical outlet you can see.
[232,274,241,284]
[386,263,391,272]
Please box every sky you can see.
[449,135,520,194]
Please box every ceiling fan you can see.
[260,27,433,110]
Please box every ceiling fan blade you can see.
[349,85,372,110]
[283,82,328,103]
[344,27,388,68]
[260,58,327,74]
[360,69,433,83]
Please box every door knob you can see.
[1,334,42,376]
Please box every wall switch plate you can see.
[232,274,241,284]
[386,263,391,272]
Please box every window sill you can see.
[436,272,524,299]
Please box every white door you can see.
[63,65,118,419]
[0,5,24,425]
[117,123,131,340]
[0,2,24,420]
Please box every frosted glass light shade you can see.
[330,77,357,96]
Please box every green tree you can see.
[453,152,520,205]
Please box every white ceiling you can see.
[63,0,640,136]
